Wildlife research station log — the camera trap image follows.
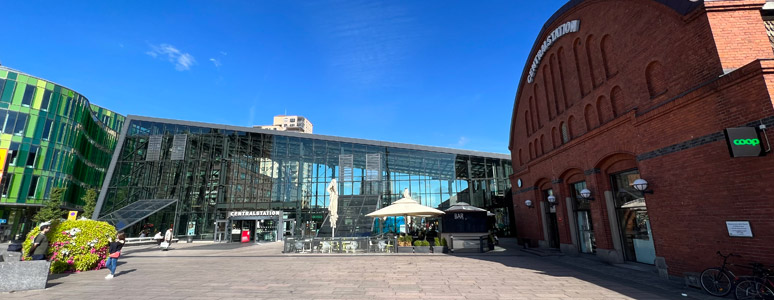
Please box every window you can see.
[8,142,19,166]
[28,176,39,198]
[0,79,4,96]
[1,173,13,197]
[21,85,35,106]
[42,120,53,140]
[27,146,38,167]
[41,90,52,111]
[2,111,16,134]
[63,97,72,117]
[561,122,570,143]
[13,113,27,135]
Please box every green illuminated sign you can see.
[733,139,760,146]
[724,127,764,157]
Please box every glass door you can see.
[571,181,596,254]
[256,219,277,242]
[611,170,655,264]
[542,189,560,249]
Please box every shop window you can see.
[21,85,35,107]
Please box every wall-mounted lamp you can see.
[547,195,558,206]
[580,188,595,200]
[524,199,534,208]
[632,178,654,195]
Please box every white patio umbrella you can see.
[326,179,339,238]
[366,189,444,233]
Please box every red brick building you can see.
[508,0,774,275]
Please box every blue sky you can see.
[1,0,567,154]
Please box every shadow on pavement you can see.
[115,269,137,277]
[453,238,714,300]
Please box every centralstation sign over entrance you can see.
[527,20,581,84]
[228,210,281,218]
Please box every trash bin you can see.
[186,236,193,243]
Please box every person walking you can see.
[29,223,51,260]
[105,232,126,279]
[162,226,173,251]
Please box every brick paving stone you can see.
[0,239,720,299]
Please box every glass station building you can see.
[0,66,124,241]
[94,115,513,241]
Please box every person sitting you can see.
[153,231,163,245]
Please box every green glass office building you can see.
[94,116,514,240]
[0,66,124,241]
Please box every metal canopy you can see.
[99,199,177,231]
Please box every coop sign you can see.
[527,20,581,83]
[724,127,764,157]
[733,139,760,146]
[229,210,281,218]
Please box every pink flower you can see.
[90,249,96,254]
[67,259,73,264]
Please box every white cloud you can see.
[209,58,222,68]
[456,136,470,147]
[219,51,228,56]
[146,43,196,71]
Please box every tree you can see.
[33,187,66,224]
[81,188,98,219]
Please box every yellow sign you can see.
[0,148,7,182]
[68,211,78,221]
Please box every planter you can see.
[433,245,449,253]
[414,246,431,253]
[397,246,414,253]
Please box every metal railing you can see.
[283,236,398,254]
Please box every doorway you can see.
[570,181,596,254]
[611,169,656,264]
[543,188,560,249]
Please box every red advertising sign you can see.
[241,230,250,243]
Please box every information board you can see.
[726,221,753,237]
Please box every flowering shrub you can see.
[23,220,116,274]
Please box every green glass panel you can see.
[0,80,13,103]
[0,70,6,78]
[53,85,61,93]
[27,114,39,139]
[16,75,27,83]
[7,72,17,80]
[45,83,53,90]
[26,77,36,85]
[11,83,24,105]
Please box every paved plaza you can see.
[3,239,716,300]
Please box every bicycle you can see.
[701,251,742,296]
[734,263,774,300]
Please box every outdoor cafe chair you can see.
[294,241,304,253]
[378,240,393,253]
[321,241,332,253]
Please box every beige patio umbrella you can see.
[366,189,445,233]
[326,179,339,238]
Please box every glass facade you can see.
[97,117,513,239]
[0,67,125,241]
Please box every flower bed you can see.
[22,220,116,274]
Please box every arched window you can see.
[584,104,599,131]
[610,86,624,117]
[646,61,667,98]
[525,111,532,135]
[601,35,617,77]
[561,122,570,143]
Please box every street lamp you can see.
[524,199,534,208]
[547,195,557,206]
[580,188,594,200]
[632,179,654,195]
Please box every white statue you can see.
[403,188,411,199]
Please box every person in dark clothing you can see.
[29,223,51,260]
[105,232,126,279]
